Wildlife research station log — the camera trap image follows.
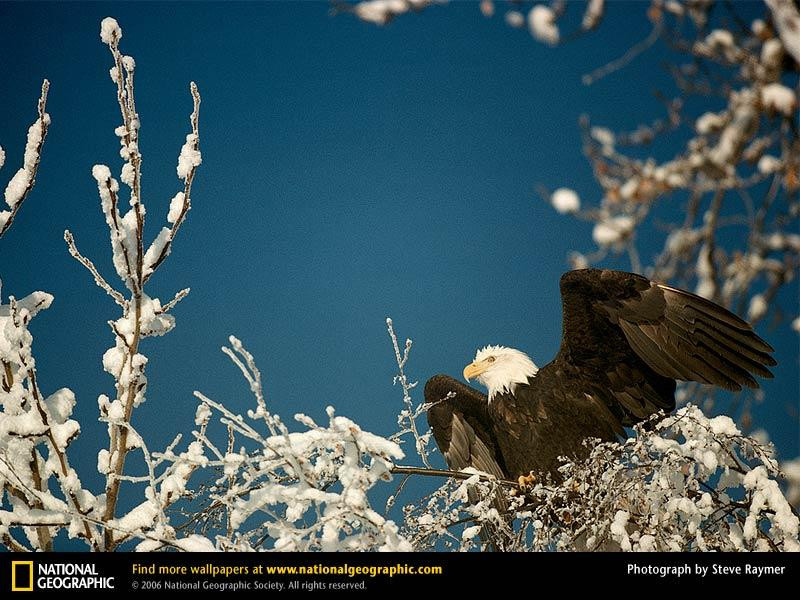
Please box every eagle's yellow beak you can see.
[463,360,489,382]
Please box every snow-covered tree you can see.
[0,17,411,553]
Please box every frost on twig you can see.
[386,318,433,469]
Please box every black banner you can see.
[1,551,797,595]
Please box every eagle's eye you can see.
[487,356,495,363]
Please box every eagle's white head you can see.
[463,345,539,402]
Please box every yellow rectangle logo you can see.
[11,561,34,592]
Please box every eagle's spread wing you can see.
[425,375,510,549]
[425,374,506,479]
[558,269,776,426]
[612,282,775,389]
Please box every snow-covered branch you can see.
[60,18,203,551]
[1,17,203,552]
[155,337,411,552]
[0,80,87,553]
[402,406,799,552]
[0,292,94,551]
[0,80,50,238]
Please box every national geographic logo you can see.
[11,562,33,592]
[11,561,115,592]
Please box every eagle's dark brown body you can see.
[425,269,776,480]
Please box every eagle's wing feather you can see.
[425,374,510,549]
[425,374,506,480]
[613,283,775,390]
[558,269,775,427]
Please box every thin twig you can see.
[64,230,127,307]
[582,23,662,85]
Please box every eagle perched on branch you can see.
[425,269,776,485]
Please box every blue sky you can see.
[0,1,797,534]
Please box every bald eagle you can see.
[425,269,776,484]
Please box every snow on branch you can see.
[69,17,203,551]
[0,80,83,554]
[1,17,203,552]
[0,292,95,552]
[0,80,50,238]
[522,407,799,551]
[155,337,412,552]
[402,405,799,552]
